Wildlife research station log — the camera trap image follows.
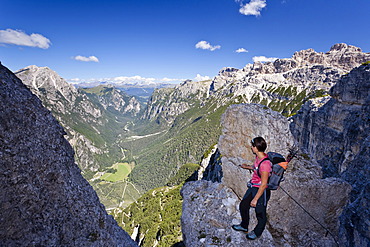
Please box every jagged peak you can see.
[329,43,362,52]
[16,64,55,75]
[16,65,71,87]
[15,64,78,103]
[217,67,240,76]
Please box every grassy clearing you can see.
[100,163,133,182]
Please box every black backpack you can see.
[257,152,288,190]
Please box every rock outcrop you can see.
[0,62,137,246]
[83,85,142,116]
[291,63,370,246]
[143,79,212,124]
[181,104,351,246]
[181,181,276,247]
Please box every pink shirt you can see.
[251,154,271,187]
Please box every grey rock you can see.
[291,64,370,246]
[181,181,276,247]
[182,103,351,246]
[0,63,137,247]
[219,104,294,197]
[88,85,141,115]
[143,80,212,125]
[292,43,368,71]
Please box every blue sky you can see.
[1,0,369,84]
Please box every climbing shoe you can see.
[231,224,248,233]
[246,231,258,240]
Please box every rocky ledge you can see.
[181,104,351,246]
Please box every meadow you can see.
[100,162,133,182]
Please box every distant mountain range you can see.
[74,81,177,100]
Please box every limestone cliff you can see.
[0,62,137,246]
[291,63,370,246]
[143,79,212,124]
[81,84,142,116]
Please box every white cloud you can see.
[0,29,51,49]
[73,55,99,62]
[194,74,211,81]
[195,41,221,51]
[68,75,189,85]
[113,75,156,84]
[238,0,267,16]
[69,78,81,83]
[253,56,278,63]
[235,48,248,53]
[161,77,185,83]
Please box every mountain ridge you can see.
[143,43,370,125]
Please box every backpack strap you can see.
[256,157,270,178]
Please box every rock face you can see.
[84,85,142,116]
[291,64,370,246]
[143,79,212,124]
[181,181,276,247]
[0,62,137,246]
[292,43,367,71]
[181,103,352,246]
[219,104,295,197]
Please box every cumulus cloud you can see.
[195,41,221,51]
[73,55,99,62]
[237,0,267,16]
[194,74,211,81]
[253,56,278,63]
[0,29,51,49]
[235,48,248,53]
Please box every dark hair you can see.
[251,137,267,152]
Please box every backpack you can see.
[257,152,288,190]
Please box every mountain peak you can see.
[16,65,78,103]
[16,65,54,75]
[329,43,362,52]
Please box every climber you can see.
[232,136,271,240]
